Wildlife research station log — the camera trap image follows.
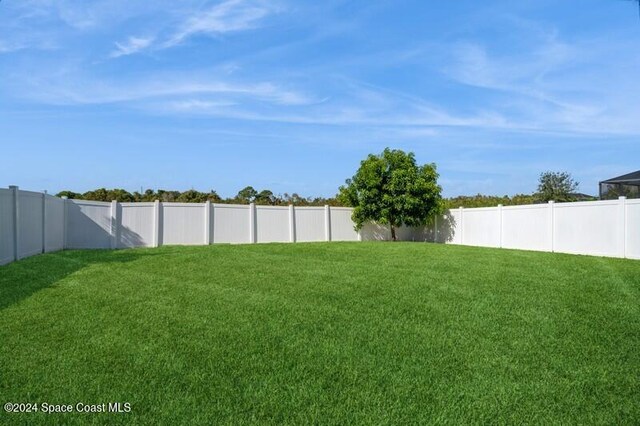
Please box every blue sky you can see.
[1,0,639,198]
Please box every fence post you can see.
[289,205,296,243]
[110,200,119,249]
[458,207,464,245]
[548,201,555,252]
[153,200,160,248]
[619,196,627,258]
[249,203,256,243]
[9,186,19,261]
[61,196,68,249]
[433,215,439,243]
[498,204,503,248]
[324,205,331,242]
[41,192,46,253]
[204,201,211,245]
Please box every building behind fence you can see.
[1,186,639,266]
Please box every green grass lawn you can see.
[0,243,639,425]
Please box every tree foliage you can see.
[536,171,579,202]
[82,188,135,202]
[601,184,637,200]
[56,190,82,199]
[338,148,443,240]
[255,190,276,205]
[235,186,258,203]
[444,194,537,209]
[55,187,342,206]
[177,189,220,203]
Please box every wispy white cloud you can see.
[105,0,280,57]
[0,38,59,54]
[110,36,155,58]
[16,0,176,30]
[169,99,238,110]
[4,1,640,140]
[441,19,640,136]
[165,0,278,47]
[16,71,318,108]
[151,86,512,130]
[0,40,26,53]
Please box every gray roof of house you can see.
[600,170,640,184]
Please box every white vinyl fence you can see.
[0,186,65,265]
[0,186,359,265]
[1,186,639,266]
[423,199,640,259]
[62,200,359,249]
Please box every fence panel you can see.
[553,200,623,257]
[295,207,326,242]
[408,224,433,243]
[329,208,359,241]
[256,206,289,243]
[396,225,418,241]
[0,189,14,265]
[120,203,155,248]
[18,190,44,258]
[461,207,500,248]
[445,210,462,244]
[66,200,112,249]
[502,204,550,252]
[626,199,640,259]
[213,204,250,243]
[44,195,65,253]
[162,203,206,245]
[360,223,391,241]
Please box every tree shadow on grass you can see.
[0,249,162,311]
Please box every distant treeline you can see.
[56,188,597,209]
[56,187,345,206]
[444,193,596,209]
[444,194,536,209]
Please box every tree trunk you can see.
[390,225,397,241]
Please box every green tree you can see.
[283,193,307,205]
[106,189,135,202]
[176,189,221,203]
[80,188,134,202]
[601,184,636,200]
[536,171,579,202]
[445,194,537,209]
[133,189,158,202]
[55,190,82,199]
[236,186,258,203]
[82,188,109,201]
[339,148,443,241]
[255,190,276,205]
[156,190,181,202]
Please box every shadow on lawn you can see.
[0,249,161,311]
